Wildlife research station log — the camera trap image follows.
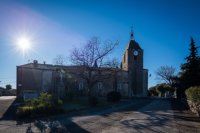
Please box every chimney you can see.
[33,60,38,67]
[43,61,46,65]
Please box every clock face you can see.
[133,50,138,56]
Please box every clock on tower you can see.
[121,30,147,97]
[133,50,138,56]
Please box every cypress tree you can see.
[179,37,200,98]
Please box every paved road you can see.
[65,99,200,133]
[0,97,199,133]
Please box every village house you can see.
[16,32,148,100]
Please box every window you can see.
[79,82,84,90]
[98,82,103,90]
[117,83,123,91]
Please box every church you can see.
[16,32,148,100]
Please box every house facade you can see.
[16,32,148,100]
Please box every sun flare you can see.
[17,37,31,51]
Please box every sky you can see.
[0,0,200,88]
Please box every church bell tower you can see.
[122,30,145,96]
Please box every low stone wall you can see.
[187,100,200,117]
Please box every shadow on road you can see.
[26,119,90,133]
[0,97,91,132]
[20,98,153,133]
[171,99,200,122]
[119,99,199,133]
[1,98,199,133]
[0,98,17,120]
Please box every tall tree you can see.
[178,37,200,97]
[155,65,176,87]
[53,55,66,65]
[5,84,12,90]
[69,37,118,96]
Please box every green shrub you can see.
[107,91,121,103]
[17,92,64,118]
[185,86,200,105]
[17,106,34,117]
[57,99,63,106]
[88,96,98,106]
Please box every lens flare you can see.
[17,37,31,51]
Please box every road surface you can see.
[0,97,199,133]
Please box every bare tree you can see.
[71,37,118,67]
[155,65,176,86]
[53,55,66,65]
[104,58,120,68]
[104,58,121,92]
[69,37,119,96]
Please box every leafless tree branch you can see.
[69,37,119,96]
[155,65,176,86]
[53,55,67,65]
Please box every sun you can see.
[17,37,31,51]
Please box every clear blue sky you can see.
[0,0,200,88]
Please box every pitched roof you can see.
[17,62,127,72]
[127,40,141,50]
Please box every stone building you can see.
[16,32,148,100]
[121,32,148,96]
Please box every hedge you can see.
[185,86,200,105]
[16,92,63,118]
[185,86,200,116]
